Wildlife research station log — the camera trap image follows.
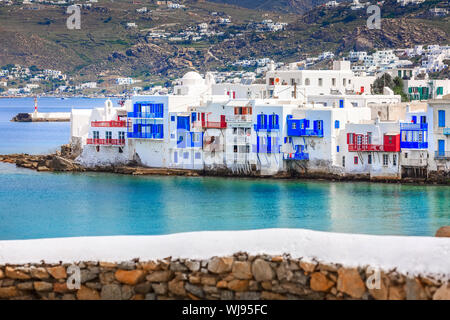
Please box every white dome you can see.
[182,71,203,80]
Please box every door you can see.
[438,140,445,157]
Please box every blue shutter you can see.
[192,112,196,122]
[412,116,417,124]
[275,114,279,127]
[339,99,344,108]
[263,114,268,129]
[438,110,445,127]
[335,120,339,129]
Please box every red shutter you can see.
[347,133,350,144]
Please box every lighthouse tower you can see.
[34,96,38,114]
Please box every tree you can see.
[372,73,394,94]
[392,76,408,102]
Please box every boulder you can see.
[435,226,450,237]
[310,272,334,292]
[433,283,450,300]
[337,268,366,299]
[232,261,252,280]
[207,257,234,274]
[252,259,274,282]
[76,285,100,300]
[5,266,31,280]
[47,266,67,279]
[50,156,78,172]
[115,269,145,285]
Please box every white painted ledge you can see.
[0,228,449,280]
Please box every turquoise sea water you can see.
[0,98,448,240]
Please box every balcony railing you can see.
[86,138,125,146]
[194,121,227,129]
[127,132,164,139]
[254,124,280,132]
[400,123,428,130]
[444,128,450,135]
[127,112,164,119]
[226,115,252,123]
[400,141,428,149]
[435,151,450,159]
[348,144,384,152]
[283,152,309,160]
[91,120,127,128]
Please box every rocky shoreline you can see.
[0,145,448,184]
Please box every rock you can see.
[54,282,72,293]
[62,294,76,300]
[30,267,49,279]
[435,226,450,237]
[232,261,252,280]
[80,269,98,283]
[220,290,234,300]
[276,263,293,282]
[299,261,317,273]
[207,257,234,274]
[76,285,100,300]
[389,285,406,300]
[271,256,284,263]
[261,281,272,290]
[47,266,67,279]
[135,282,152,294]
[433,283,450,300]
[146,270,173,282]
[185,260,201,272]
[368,276,389,300]
[118,261,135,270]
[310,272,334,292]
[227,279,249,292]
[145,293,156,300]
[152,283,168,295]
[405,278,427,300]
[216,280,228,289]
[0,286,19,298]
[1,278,15,286]
[115,269,145,285]
[5,266,31,280]
[292,271,309,285]
[337,268,366,299]
[237,292,261,300]
[170,262,188,272]
[168,279,186,296]
[121,285,134,300]
[261,291,287,300]
[37,166,50,172]
[140,261,159,272]
[99,272,115,285]
[50,156,78,172]
[99,262,117,268]
[281,282,306,296]
[252,259,274,282]
[17,282,34,290]
[85,282,102,290]
[0,269,4,279]
[201,276,217,286]
[189,275,201,284]
[34,281,53,292]
[185,283,205,298]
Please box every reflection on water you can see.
[0,162,448,240]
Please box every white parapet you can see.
[0,228,449,280]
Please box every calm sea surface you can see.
[0,98,448,240]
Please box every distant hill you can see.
[207,0,330,13]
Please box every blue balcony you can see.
[128,111,164,119]
[127,132,164,139]
[286,118,324,137]
[400,141,428,149]
[253,123,280,132]
[284,152,309,160]
[400,123,428,130]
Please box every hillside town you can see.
[67,60,449,181]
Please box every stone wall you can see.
[0,253,449,300]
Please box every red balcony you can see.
[86,138,125,146]
[91,120,127,128]
[194,121,227,129]
[348,144,384,152]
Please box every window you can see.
[334,120,340,129]
[343,78,346,86]
[93,131,99,139]
[290,78,295,85]
[305,78,310,86]
[119,131,125,140]
[318,78,323,87]
[192,133,199,143]
[342,156,345,167]
[412,116,417,124]
[195,152,201,160]
[337,146,339,152]
[292,122,297,130]
[354,156,358,164]
[332,78,336,86]
[367,132,372,144]
[183,152,189,159]
[420,116,426,124]
[438,110,445,127]
[383,154,389,166]
[171,116,175,121]
[106,131,112,140]
[405,153,408,159]
[234,145,238,153]
[269,78,275,85]
[393,154,397,166]
[368,154,372,164]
